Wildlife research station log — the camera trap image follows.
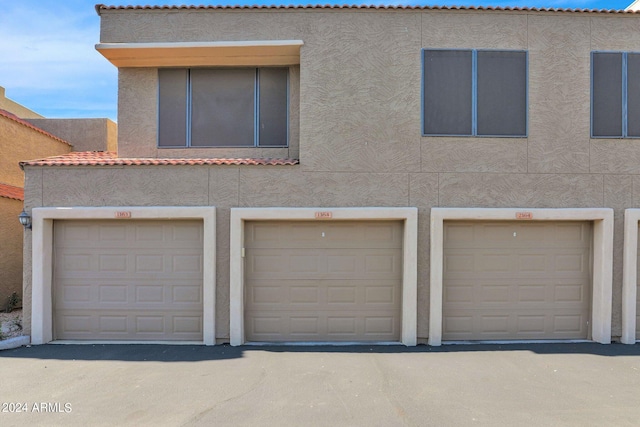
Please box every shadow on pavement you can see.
[0,342,639,362]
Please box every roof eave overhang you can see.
[95,40,304,67]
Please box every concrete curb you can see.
[0,336,30,351]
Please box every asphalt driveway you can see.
[1,343,640,426]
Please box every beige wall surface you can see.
[0,198,23,310]
[0,87,43,119]
[0,117,71,187]
[0,116,70,313]
[21,9,640,341]
[26,118,117,153]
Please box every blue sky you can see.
[0,0,635,122]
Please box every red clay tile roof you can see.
[96,4,639,14]
[19,151,299,167]
[0,110,72,147]
[0,183,24,201]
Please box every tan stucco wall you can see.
[0,114,71,313]
[0,198,23,311]
[21,9,640,341]
[0,117,72,187]
[0,87,43,119]
[26,118,117,153]
[117,66,298,159]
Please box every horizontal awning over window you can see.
[95,40,304,67]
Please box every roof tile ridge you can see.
[0,109,73,147]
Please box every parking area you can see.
[1,343,640,426]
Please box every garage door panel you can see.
[444,310,589,340]
[324,222,402,247]
[56,279,202,307]
[445,279,589,307]
[328,285,357,304]
[102,284,129,303]
[443,221,591,341]
[246,249,401,280]
[55,310,202,340]
[444,222,591,249]
[54,220,203,341]
[246,279,398,310]
[56,251,202,277]
[518,254,546,272]
[246,222,403,250]
[445,250,589,277]
[247,311,400,342]
[57,223,202,249]
[245,221,402,342]
[517,284,548,303]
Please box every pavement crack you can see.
[184,367,268,425]
[371,354,413,426]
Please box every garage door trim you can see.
[429,207,613,346]
[621,209,640,344]
[230,207,418,346]
[31,206,216,345]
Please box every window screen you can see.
[158,69,188,147]
[628,54,640,138]
[477,51,527,136]
[157,67,288,148]
[190,68,255,147]
[423,50,473,135]
[422,49,527,137]
[258,68,288,147]
[592,52,623,138]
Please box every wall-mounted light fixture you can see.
[18,210,31,230]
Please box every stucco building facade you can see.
[21,5,640,346]
[0,88,116,311]
[0,110,72,310]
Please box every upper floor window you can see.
[591,52,640,138]
[158,67,288,148]
[422,49,527,137]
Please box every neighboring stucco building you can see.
[0,86,43,119]
[0,88,117,311]
[0,110,72,310]
[21,4,640,346]
[0,184,25,311]
[25,119,118,153]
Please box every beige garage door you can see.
[53,220,203,341]
[244,221,403,342]
[443,221,591,341]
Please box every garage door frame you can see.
[229,207,418,346]
[31,206,216,345]
[621,209,640,344]
[429,207,613,346]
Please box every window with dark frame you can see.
[592,52,640,138]
[422,49,528,137]
[158,67,288,148]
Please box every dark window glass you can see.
[628,54,640,137]
[190,68,255,147]
[158,68,289,148]
[477,51,527,136]
[592,52,623,137]
[423,50,472,135]
[258,68,288,147]
[158,69,188,147]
